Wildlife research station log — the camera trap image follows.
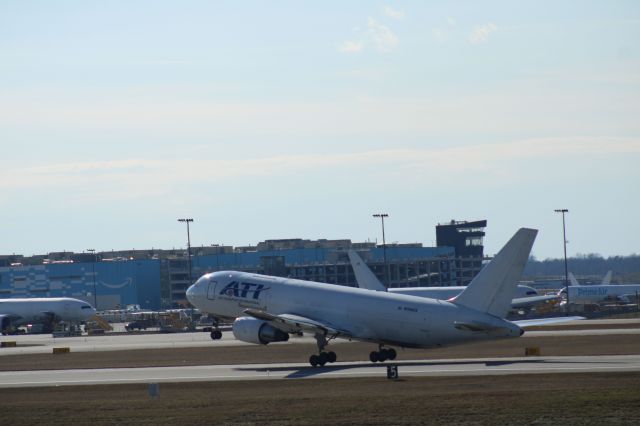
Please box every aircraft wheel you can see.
[387,348,397,360]
[327,351,337,363]
[378,349,388,362]
[214,330,223,339]
[318,352,328,366]
[369,351,379,363]
[309,354,319,367]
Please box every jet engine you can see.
[232,316,289,345]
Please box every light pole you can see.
[554,209,569,313]
[87,249,98,310]
[178,218,194,286]
[373,213,389,287]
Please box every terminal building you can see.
[0,221,487,310]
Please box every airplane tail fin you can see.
[347,250,387,291]
[568,272,580,286]
[453,228,538,318]
[602,271,612,286]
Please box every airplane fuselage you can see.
[0,297,96,328]
[187,271,522,348]
[565,285,640,304]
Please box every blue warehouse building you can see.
[1,221,486,310]
[0,259,162,310]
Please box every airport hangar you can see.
[0,220,487,311]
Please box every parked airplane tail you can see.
[453,228,538,318]
[347,250,386,291]
[602,271,612,286]
[568,272,579,286]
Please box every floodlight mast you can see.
[373,213,389,287]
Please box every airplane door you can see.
[207,281,218,300]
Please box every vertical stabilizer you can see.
[453,228,538,318]
[568,272,581,286]
[347,250,387,291]
[602,271,612,286]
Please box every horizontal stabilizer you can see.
[453,321,510,334]
[513,316,585,328]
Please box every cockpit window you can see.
[81,305,93,309]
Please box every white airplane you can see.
[0,297,96,334]
[347,250,560,309]
[187,228,581,366]
[561,271,638,304]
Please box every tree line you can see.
[524,253,640,282]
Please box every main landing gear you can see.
[309,333,338,367]
[210,318,223,340]
[369,346,397,363]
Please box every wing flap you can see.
[243,308,351,337]
[511,294,560,309]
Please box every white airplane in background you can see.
[560,270,640,305]
[0,297,96,334]
[187,228,581,367]
[347,250,560,310]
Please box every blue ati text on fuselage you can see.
[219,281,269,300]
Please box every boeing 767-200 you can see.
[186,228,580,366]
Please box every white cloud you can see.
[4,137,638,194]
[366,17,398,53]
[383,6,405,20]
[446,17,456,27]
[339,40,364,54]
[432,28,447,43]
[469,22,498,44]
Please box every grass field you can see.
[1,373,639,425]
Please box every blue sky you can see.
[1,1,639,259]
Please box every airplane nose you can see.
[186,284,197,304]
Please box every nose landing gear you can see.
[210,318,223,340]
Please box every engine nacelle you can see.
[232,316,289,345]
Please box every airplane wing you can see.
[243,308,352,337]
[511,294,561,309]
[513,316,584,328]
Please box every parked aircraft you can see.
[187,228,580,366]
[560,271,639,304]
[0,297,96,334]
[347,250,559,309]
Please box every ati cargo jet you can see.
[186,228,580,367]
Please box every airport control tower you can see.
[436,220,487,286]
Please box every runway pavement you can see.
[1,354,639,388]
[2,319,640,356]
